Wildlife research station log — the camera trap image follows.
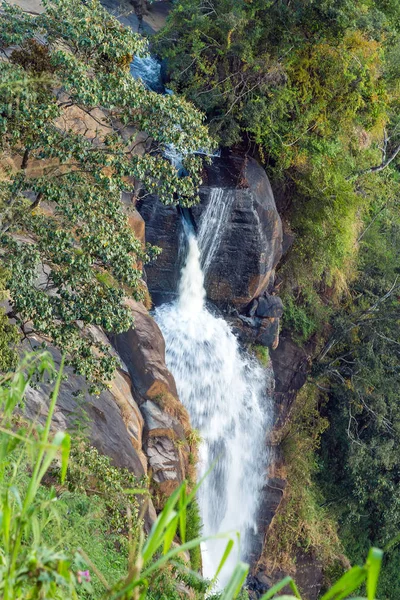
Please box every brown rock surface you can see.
[111,300,191,492]
[23,337,148,476]
[269,331,310,432]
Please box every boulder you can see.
[141,400,188,492]
[111,300,191,493]
[226,312,280,351]
[137,153,282,310]
[255,294,283,319]
[111,299,179,403]
[255,317,280,349]
[193,155,283,310]
[22,337,147,477]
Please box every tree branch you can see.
[360,142,400,175]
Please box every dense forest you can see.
[0,0,399,598]
[155,0,400,594]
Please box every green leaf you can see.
[320,566,366,600]
[212,538,234,585]
[219,561,249,600]
[366,548,383,600]
[260,576,302,600]
[179,483,187,544]
[59,431,71,483]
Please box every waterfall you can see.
[155,194,273,588]
[130,55,165,93]
[197,188,235,276]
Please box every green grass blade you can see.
[163,515,179,555]
[1,490,11,552]
[179,483,187,544]
[213,538,234,584]
[219,561,249,600]
[9,486,22,510]
[320,566,366,600]
[141,483,182,563]
[260,576,302,599]
[142,532,233,580]
[366,547,383,600]
[60,432,71,483]
[37,431,69,485]
[42,355,65,445]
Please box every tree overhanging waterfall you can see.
[155,194,273,587]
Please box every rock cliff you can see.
[138,153,283,316]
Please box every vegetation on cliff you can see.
[0,0,399,596]
[0,0,210,389]
[316,198,400,597]
[0,351,388,599]
[154,1,400,594]
[155,0,400,333]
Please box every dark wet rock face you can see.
[269,331,310,430]
[193,156,283,311]
[137,196,183,305]
[137,154,283,311]
[254,294,284,319]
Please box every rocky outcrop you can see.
[141,400,188,494]
[111,299,191,495]
[193,155,283,311]
[138,153,283,313]
[249,332,314,597]
[22,337,148,476]
[269,331,310,432]
[20,295,191,499]
[228,291,283,350]
[137,197,184,304]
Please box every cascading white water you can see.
[197,188,235,276]
[130,55,164,92]
[155,194,273,588]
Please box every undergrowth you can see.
[0,351,387,599]
[264,384,343,576]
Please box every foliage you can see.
[281,294,319,342]
[315,199,400,598]
[66,444,146,537]
[186,499,203,571]
[264,385,341,575]
[0,351,388,600]
[0,351,74,599]
[252,344,269,367]
[156,0,400,336]
[0,268,19,372]
[0,0,211,388]
[0,308,18,373]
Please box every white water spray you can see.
[155,193,273,588]
[197,188,235,276]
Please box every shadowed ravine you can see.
[155,193,273,587]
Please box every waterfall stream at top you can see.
[131,53,273,587]
[155,191,273,587]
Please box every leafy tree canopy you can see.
[156,0,400,331]
[315,199,400,597]
[0,0,211,388]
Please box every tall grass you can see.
[0,352,384,599]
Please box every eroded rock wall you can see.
[139,154,282,312]
[110,299,191,496]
